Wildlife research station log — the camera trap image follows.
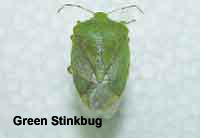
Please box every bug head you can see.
[93,12,109,22]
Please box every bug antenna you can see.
[107,4,144,15]
[57,4,95,14]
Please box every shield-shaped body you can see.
[70,12,130,118]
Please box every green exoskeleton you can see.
[58,4,143,118]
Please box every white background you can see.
[0,0,200,138]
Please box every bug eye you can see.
[120,21,126,24]
[70,35,73,40]
[77,20,81,24]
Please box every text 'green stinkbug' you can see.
[58,4,143,118]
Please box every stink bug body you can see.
[58,4,143,118]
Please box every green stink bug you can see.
[58,4,143,118]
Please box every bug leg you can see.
[123,19,136,24]
[67,65,73,74]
